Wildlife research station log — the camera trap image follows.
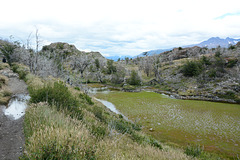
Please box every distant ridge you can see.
[187,37,240,48]
[106,55,133,61]
[135,37,240,57]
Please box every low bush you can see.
[29,81,79,111]
[131,132,162,149]
[181,61,203,77]
[208,69,217,78]
[228,45,236,50]
[185,144,203,157]
[127,70,141,85]
[0,63,9,70]
[2,90,11,97]
[217,91,236,100]
[226,58,238,68]
[91,124,107,139]
[0,75,7,84]
[92,106,105,122]
[11,63,28,81]
[200,56,211,65]
[79,93,94,105]
[74,86,80,91]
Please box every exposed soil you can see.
[0,68,28,160]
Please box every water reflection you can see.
[4,94,30,120]
[94,98,130,121]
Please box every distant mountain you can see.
[188,37,240,48]
[134,48,172,58]
[135,37,240,57]
[106,55,133,61]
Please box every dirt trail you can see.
[0,68,28,160]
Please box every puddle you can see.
[3,94,30,120]
[94,98,130,121]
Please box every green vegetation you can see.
[0,42,16,66]
[106,60,117,74]
[200,56,211,65]
[96,91,240,159]
[181,60,203,77]
[226,58,238,68]
[228,45,236,50]
[127,70,141,85]
[185,145,203,158]
[0,64,12,104]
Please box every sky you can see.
[0,0,240,57]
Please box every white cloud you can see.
[0,0,240,56]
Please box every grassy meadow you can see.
[95,91,240,159]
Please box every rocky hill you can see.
[131,42,240,103]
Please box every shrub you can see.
[127,70,141,85]
[12,65,18,72]
[131,132,162,149]
[215,51,221,57]
[18,70,27,80]
[0,43,16,66]
[110,119,141,134]
[11,64,28,81]
[2,90,12,97]
[56,43,64,49]
[228,45,236,50]
[79,93,94,105]
[215,57,225,73]
[42,45,49,51]
[29,81,79,111]
[0,63,9,70]
[226,58,238,68]
[0,76,7,84]
[91,124,107,139]
[74,86,80,91]
[92,106,105,122]
[217,91,236,100]
[68,106,84,120]
[200,56,211,65]
[106,60,117,74]
[112,120,131,134]
[181,61,203,77]
[208,69,217,78]
[185,144,203,157]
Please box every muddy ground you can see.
[0,68,28,160]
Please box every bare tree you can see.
[33,28,40,74]
[153,56,162,81]
[72,54,91,78]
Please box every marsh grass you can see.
[96,91,240,159]
[0,63,9,70]
[0,75,11,104]
[21,104,96,159]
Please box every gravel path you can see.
[0,68,28,160]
